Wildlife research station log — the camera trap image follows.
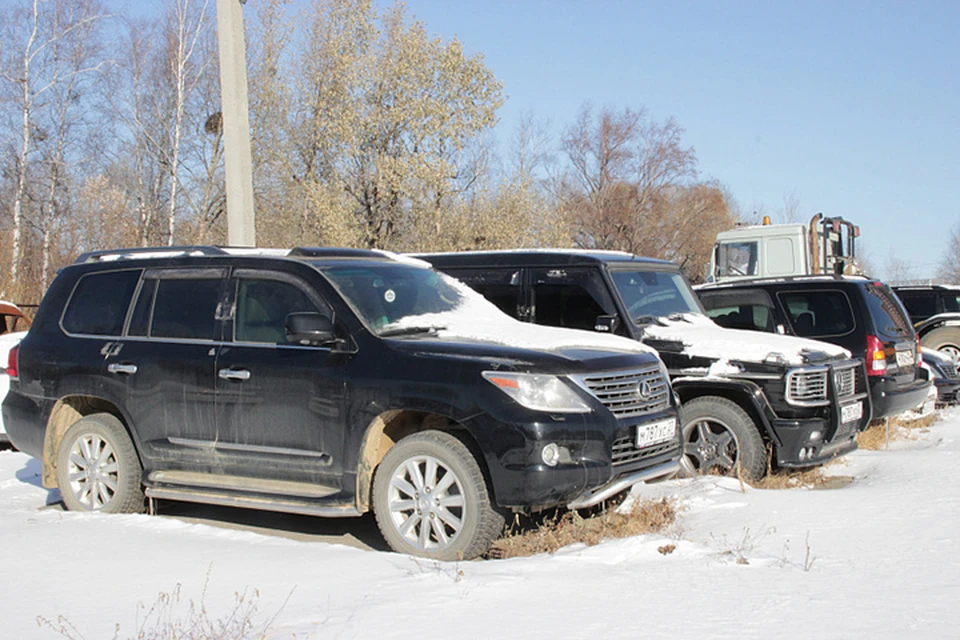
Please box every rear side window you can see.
[778,290,855,338]
[700,288,777,332]
[863,282,913,340]
[150,278,224,340]
[62,270,141,336]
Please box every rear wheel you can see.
[679,397,766,480]
[56,414,145,514]
[921,327,960,360]
[373,430,504,561]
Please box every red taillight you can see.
[6,344,19,379]
[866,335,887,377]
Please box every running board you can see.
[144,485,361,518]
[146,469,339,499]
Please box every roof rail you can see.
[288,247,386,258]
[74,246,230,264]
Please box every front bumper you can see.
[933,378,960,406]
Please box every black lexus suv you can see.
[2,247,681,560]
[697,275,931,420]
[419,250,871,480]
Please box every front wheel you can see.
[373,430,504,561]
[921,327,960,360]
[678,397,766,480]
[56,413,145,514]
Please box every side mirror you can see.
[594,314,620,333]
[285,312,339,346]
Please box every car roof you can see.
[892,283,960,292]
[71,246,411,269]
[698,274,875,292]
[414,249,676,269]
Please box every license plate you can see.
[896,350,915,367]
[841,401,863,424]
[637,418,677,448]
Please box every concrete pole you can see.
[216,0,256,246]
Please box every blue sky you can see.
[372,0,959,280]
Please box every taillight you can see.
[866,335,887,377]
[6,344,19,379]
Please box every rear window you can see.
[62,270,141,336]
[863,282,913,339]
[778,289,855,338]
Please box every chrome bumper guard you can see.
[567,460,679,510]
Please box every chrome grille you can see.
[942,359,959,382]
[611,437,677,467]
[572,365,671,418]
[834,366,856,398]
[786,369,828,405]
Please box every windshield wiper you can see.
[379,325,445,337]
[634,314,667,327]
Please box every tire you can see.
[678,397,766,480]
[372,430,504,561]
[56,413,145,514]
[921,327,960,360]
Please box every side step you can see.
[144,470,360,518]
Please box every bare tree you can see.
[938,222,960,283]
[884,250,916,284]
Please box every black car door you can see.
[213,269,348,487]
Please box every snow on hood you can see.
[643,313,850,365]
[386,279,657,356]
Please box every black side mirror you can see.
[285,312,339,346]
[594,314,620,333]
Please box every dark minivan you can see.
[697,275,931,420]
[3,247,681,560]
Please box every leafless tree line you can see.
[0,0,748,303]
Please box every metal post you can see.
[216,0,256,246]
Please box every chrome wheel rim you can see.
[937,345,960,360]
[387,455,465,552]
[66,434,119,510]
[681,419,739,476]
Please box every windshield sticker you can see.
[384,289,396,303]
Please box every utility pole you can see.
[216,0,256,246]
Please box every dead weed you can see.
[486,497,677,559]
[857,412,939,450]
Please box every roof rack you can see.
[288,247,387,259]
[74,246,230,264]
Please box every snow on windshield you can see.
[644,313,850,366]
[355,266,655,355]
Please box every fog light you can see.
[541,443,561,467]
[798,448,807,461]
[809,430,822,442]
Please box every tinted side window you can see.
[897,293,935,321]
[62,270,141,336]
[531,268,616,332]
[778,290,855,338]
[942,294,960,313]
[235,278,323,343]
[445,268,523,319]
[700,288,777,332]
[150,278,223,340]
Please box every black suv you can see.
[697,275,931,420]
[3,247,681,560]
[892,284,960,358]
[419,250,871,480]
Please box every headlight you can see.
[482,372,592,413]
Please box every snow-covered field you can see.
[2,411,959,639]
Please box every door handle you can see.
[107,363,138,375]
[218,368,251,381]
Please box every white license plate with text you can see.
[637,419,677,448]
[896,350,915,367]
[841,401,863,424]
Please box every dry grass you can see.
[857,412,940,450]
[486,497,677,559]
[747,466,831,490]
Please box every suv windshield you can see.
[321,263,464,334]
[610,269,702,323]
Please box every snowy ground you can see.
[2,411,959,639]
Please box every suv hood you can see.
[642,313,850,366]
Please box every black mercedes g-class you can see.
[3,247,680,560]
[419,250,871,480]
[698,275,931,420]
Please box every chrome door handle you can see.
[106,363,138,375]
[218,368,251,381]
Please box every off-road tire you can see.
[56,413,145,514]
[921,327,960,360]
[373,430,504,561]
[679,396,766,480]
